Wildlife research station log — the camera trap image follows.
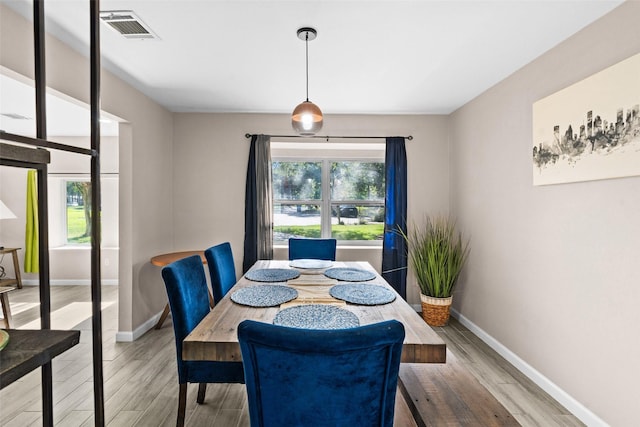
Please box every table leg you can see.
[155,304,171,329]
[11,251,22,289]
[1,292,13,329]
[208,290,214,309]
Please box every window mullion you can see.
[321,159,331,238]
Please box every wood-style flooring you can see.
[0,286,583,426]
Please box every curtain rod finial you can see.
[407,136,413,141]
[245,133,251,138]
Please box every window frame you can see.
[272,142,385,246]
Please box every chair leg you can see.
[197,383,207,404]
[177,383,187,427]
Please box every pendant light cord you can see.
[305,31,309,102]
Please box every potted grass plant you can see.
[402,215,470,326]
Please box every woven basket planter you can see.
[420,294,453,326]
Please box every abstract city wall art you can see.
[532,52,640,186]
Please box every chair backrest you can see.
[288,237,337,261]
[161,255,210,381]
[238,319,405,427]
[204,242,237,305]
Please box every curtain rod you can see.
[245,133,413,141]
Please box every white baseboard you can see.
[450,308,608,427]
[115,310,162,342]
[22,279,118,286]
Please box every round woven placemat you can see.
[324,267,376,282]
[329,284,396,305]
[273,304,360,329]
[230,285,298,307]
[289,259,333,270]
[245,268,301,282]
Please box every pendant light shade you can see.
[292,27,323,135]
[292,101,323,135]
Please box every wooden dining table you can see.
[183,260,446,364]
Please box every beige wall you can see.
[172,113,450,305]
[0,5,174,337]
[449,2,640,425]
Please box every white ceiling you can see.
[1,0,625,122]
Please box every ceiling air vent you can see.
[99,10,158,39]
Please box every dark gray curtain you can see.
[243,134,272,273]
[382,137,407,299]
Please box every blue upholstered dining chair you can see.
[161,255,244,427]
[204,242,237,305]
[288,237,337,261]
[237,319,405,427]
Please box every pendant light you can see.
[292,27,323,135]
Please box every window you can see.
[47,175,117,248]
[273,161,322,239]
[65,180,93,245]
[272,143,385,245]
[330,161,385,241]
